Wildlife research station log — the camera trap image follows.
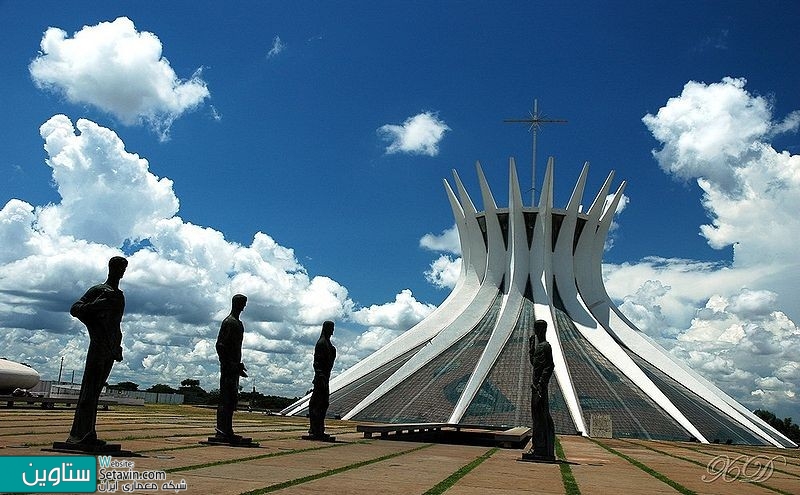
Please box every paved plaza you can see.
[0,404,797,494]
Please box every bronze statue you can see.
[65,256,127,447]
[526,319,556,461]
[215,294,248,442]
[306,320,336,441]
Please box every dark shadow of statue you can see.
[64,256,127,447]
[525,319,556,461]
[306,320,336,441]
[215,294,248,442]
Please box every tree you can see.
[110,381,139,391]
[178,379,208,404]
[146,383,178,394]
[754,409,800,443]
[238,389,297,411]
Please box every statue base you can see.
[520,451,557,463]
[47,441,138,457]
[301,434,336,442]
[200,435,260,448]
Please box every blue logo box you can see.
[0,455,96,493]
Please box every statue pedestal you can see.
[520,451,557,463]
[301,434,336,442]
[47,441,137,457]
[200,435,260,448]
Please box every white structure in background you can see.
[283,158,796,448]
[0,358,40,393]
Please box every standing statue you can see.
[305,320,336,441]
[64,256,127,448]
[525,319,556,461]
[214,294,249,443]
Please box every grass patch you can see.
[555,437,581,495]
[239,443,434,495]
[590,438,697,495]
[422,447,497,495]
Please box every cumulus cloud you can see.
[642,77,798,196]
[350,289,435,353]
[29,17,210,140]
[37,115,179,246]
[0,116,432,397]
[420,224,460,254]
[378,111,450,156]
[352,289,435,330]
[419,224,462,290]
[267,36,285,58]
[606,77,800,417]
[425,255,462,290]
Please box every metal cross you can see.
[504,99,567,205]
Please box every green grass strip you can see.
[555,437,581,495]
[590,438,697,495]
[422,447,497,495]
[239,443,434,495]
[166,441,349,473]
[622,439,795,495]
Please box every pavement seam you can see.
[589,438,697,495]
[620,439,795,495]
[421,447,498,495]
[237,443,435,495]
[555,436,581,495]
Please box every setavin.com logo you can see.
[0,455,96,493]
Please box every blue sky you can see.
[1,2,799,418]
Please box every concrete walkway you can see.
[0,404,797,494]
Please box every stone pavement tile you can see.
[178,439,425,489]
[664,441,800,479]
[559,435,679,495]
[2,407,796,495]
[600,439,777,495]
[755,471,800,495]
[628,439,800,477]
[150,474,265,495]
[276,443,489,495]
[700,446,800,494]
[446,447,563,495]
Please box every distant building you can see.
[283,158,796,447]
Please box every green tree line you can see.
[108,379,297,411]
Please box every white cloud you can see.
[0,116,435,398]
[29,17,210,140]
[425,255,462,290]
[420,224,460,254]
[605,77,800,417]
[419,224,462,290]
[352,289,435,330]
[378,111,450,156]
[37,115,179,246]
[350,289,436,354]
[267,36,285,58]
